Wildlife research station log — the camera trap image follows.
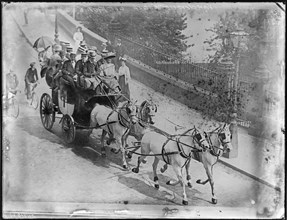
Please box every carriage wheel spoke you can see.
[40,94,54,131]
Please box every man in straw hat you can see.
[81,50,102,89]
[75,50,88,87]
[59,50,77,99]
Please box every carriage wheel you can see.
[40,93,54,131]
[7,98,19,118]
[31,92,39,110]
[61,114,76,144]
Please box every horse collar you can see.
[118,104,130,128]
[176,137,190,159]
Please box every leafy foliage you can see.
[72,6,189,58]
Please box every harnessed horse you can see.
[131,127,210,205]
[124,100,157,158]
[166,123,233,204]
[90,101,138,169]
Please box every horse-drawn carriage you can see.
[39,66,124,144]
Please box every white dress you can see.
[73,31,84,50]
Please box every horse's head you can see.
[193,129,210,151]
[125,101,138,124]
[217,123,233,153]
[140,101,157,125]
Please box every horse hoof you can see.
[187,182,192,188]
[132,168,139,173]
[106,140,110,145]
[123,164,129,170]
[212,198,217,204]
[160,168,165,173]
[111,148,119,154]
[166,180,171,185]
[196,179,201,184]
[142,159,147,164]
[127,152,132,159]
[182,200,188,205]
[155,184,159,189]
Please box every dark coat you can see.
[62,60,76,76]
[75,60,86,76]
[83,60,97,77]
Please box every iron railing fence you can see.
[115,33,229,93]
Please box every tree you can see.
[76,6,189,59]
[199,7,282,123]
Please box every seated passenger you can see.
[50,44,64,89]
[75,51,88,87]
[99,52,117,79]
[59,51,77,100]
[99,52,121,94]
[81,50,101,90]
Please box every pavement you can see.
[8,6,284,193]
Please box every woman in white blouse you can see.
[118,57,131,100]
[73,26,84,52]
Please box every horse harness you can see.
[205,126,230,157]
[97,103,132,134]
[161,129,206,167]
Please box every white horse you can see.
[90,101,138,169]
[162,123,233,204]
[132,127,210,205]
[124,100,158,158]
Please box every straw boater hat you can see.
[70,50,77,56]
[66,47,73,53]
[120,56,127,61]
[88,50,97,58]
[103,52,116,59]
[54,44,62,52]
[60,41,71,47]
[81,50,88,56]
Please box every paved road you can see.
[2,6,283,217]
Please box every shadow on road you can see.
[117,171,206,205]
[70,133,134,171]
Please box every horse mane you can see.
[140,100,148,109]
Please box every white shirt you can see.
[118,65,131,83]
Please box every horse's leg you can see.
[205,164,217,204]
[196,159,210,185]
[116,136,129,170]
[100,130,107,157]
[132,142,149,173]
[172,165,188,205]
[152,157,160,189]
[185,159,192,188]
